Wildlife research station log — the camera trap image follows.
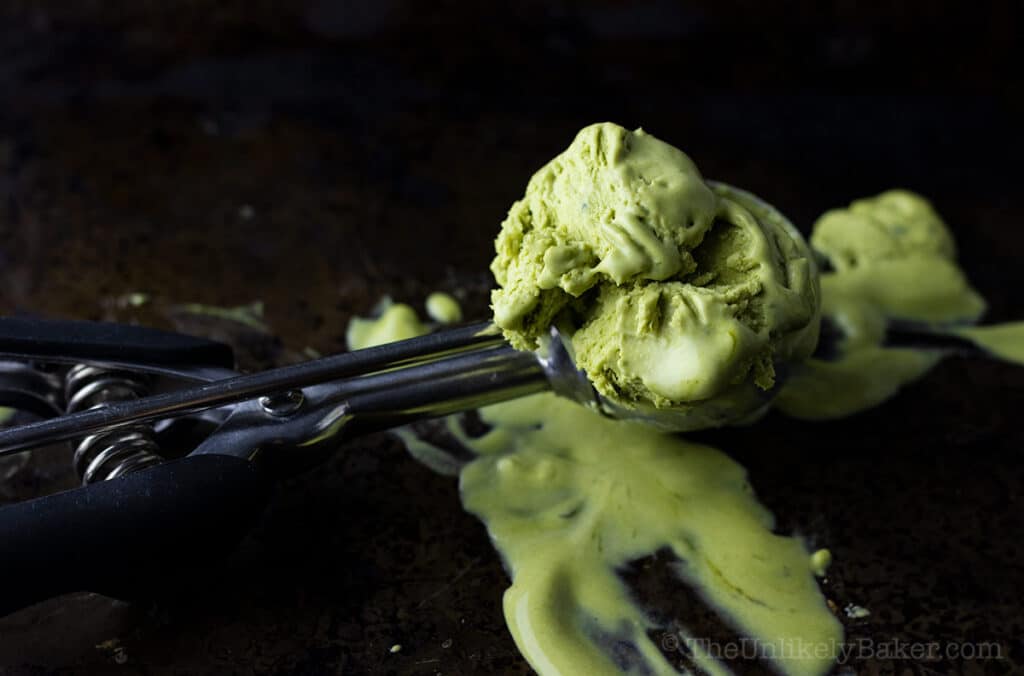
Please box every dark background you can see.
[1,1,1022,674]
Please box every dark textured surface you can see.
[1,2,1022,674]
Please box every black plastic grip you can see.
[0,454,271,616]
[0,317,235,369]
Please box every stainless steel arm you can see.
[0,322,565,458]
[187,340,555,472]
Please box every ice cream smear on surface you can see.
[458,396,841,676]
[956,322,1024,365]
[490,123,820,425]
[349,304,843,676]
[345,297,426,349]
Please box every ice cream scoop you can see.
[0,306,827,464]
[491,122,820,427]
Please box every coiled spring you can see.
[65,364,164,484]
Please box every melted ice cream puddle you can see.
[348,300,841,676]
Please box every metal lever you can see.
[0,322,508,458]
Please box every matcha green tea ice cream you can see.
[776,189,990,419]
[491,123,820,424]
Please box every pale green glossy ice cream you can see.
[777,190,987,418]
[348,301,843,676]
[491,123,820,416]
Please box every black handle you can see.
[0,316,235,369]
[0,454,271,616]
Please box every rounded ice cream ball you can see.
[491,122,717,337]
[811,189,957,272]
[490,122,820,424]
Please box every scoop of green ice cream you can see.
[491,123,820,418]
[777,189,986,419]
[811,189,957,271]
[491,122,717,333]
